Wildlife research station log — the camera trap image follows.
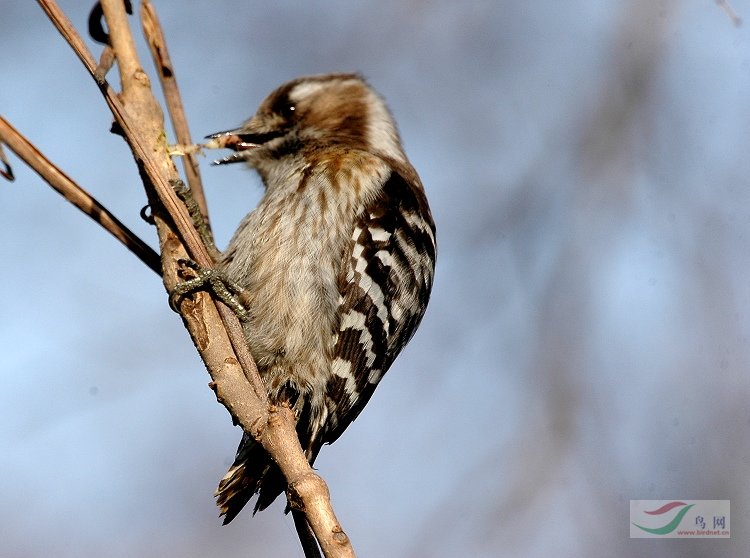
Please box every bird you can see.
[206,73,436,523]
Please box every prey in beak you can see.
[204,129,261,165]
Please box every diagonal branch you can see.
[36,0,206,266]
[0,115,161,275]
[140,0,209,225]
[34,1,355,556]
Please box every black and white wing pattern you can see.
[319,168,436,447]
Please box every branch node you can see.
[332,528,350,546]
[289,472,331,508]
[133,68,151,87]
[268,404,283,426]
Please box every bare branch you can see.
[265,406,353,556]
[38,0,208,265]
[0,115,160,275]
[34,1,355,555]
[140,0,210,225]
[716,0,742,27]
[86,1,119,82]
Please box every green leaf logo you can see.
[632,502,694,535]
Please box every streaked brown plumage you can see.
[209,74,436,522]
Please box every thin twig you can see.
[140,0,210,225]
[37,0,266,438]
[87,3,116,82]
[0,115,161,275]
[716,0,742,26]
[94,46,116,84]
[35,2,355,556]
[95,0,270,417]
[37,0,209,266]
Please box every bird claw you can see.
[170,259,250,321]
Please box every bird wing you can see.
[319,168,436,447]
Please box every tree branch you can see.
[0,116,161,275]
[33,1,355,556]
[140,0,209,225]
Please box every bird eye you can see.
[280,103,296,119]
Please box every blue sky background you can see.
[2,1,749,556]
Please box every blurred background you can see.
[2,1,749,556]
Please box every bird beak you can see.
[204,128,260,165]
